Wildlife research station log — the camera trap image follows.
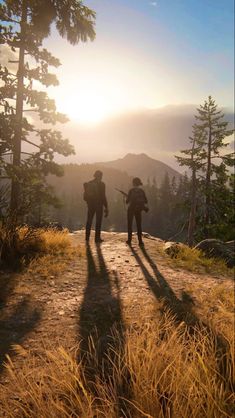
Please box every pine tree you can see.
[176,96,234,241]
[176,127,205,245]
[195,96,234,236]
[0,0,95,220]
[158,172,173,238]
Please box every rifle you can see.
[115,188,128,197]
[115,188,149,213]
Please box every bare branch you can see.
[23,108,39,112]
[22,138,40,148]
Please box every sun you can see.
[60,94,110,124]
[54,80,114,124]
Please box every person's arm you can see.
[126,189,131,204]
[143,190,148,204]
[102,183,109,216]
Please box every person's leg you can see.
[86,205,95,241]
[95,205,103,242]
[135,210,143,245]
[127,207,134,243]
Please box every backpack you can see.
[83,181,98,202]
[130,188,147,210]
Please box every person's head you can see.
[133,177,142,187]
[94,170,103,181]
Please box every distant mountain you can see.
[46,155,183,231]
[100,153,182,185]
[57,104,234,169]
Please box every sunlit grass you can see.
[162,245,234,278]
[0,309,234,418]
[0,225,80,269]
[186,282,234,340]
[26,229,85,277]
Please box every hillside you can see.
[100,152,182,184]
[48,153,181,193]
[46,154,183,232]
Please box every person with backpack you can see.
[126,177,148,246]
[83,170,108,243]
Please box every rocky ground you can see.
[0,231,233,383]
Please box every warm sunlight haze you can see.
[44,0,234,162]
[54,75,130,124]
[0,1,234,417]
[58,88,110,124]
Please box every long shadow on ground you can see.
[0,272,41,374]
[131,245,232,388]
[77,243,130,416]
[131,246,197,326]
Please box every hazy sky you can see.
[0,0,233,172]
[45,0,234,125]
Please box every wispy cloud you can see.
[149,1,157,6]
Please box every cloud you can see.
[54,105,234,170]
[149,1,157,6]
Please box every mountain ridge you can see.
[98,152,182,184]
[58,105,234,168]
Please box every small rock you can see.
[194,239,235,268]
[58,310,65,316]
[164,242,185,258]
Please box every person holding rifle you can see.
[125,177,148,246]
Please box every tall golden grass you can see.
[1,311,234,417]
[0,225,72,268]
[163,245,234,278]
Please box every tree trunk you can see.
[187,137,197,246]
[205,123,212,237]
[187,168,196,246]
[10,1,27,218]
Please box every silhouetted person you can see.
[126,177,148,246]
[84,170,108,243]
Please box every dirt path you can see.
[0,231,232,382]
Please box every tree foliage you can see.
[176,96,234,242]
[0,0,95,219]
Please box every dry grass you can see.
[0,225,77,269]
[0,233,234,416]
[162,245,234,278]
[0,309,234,418]
[185,282,234,340]
[38,228,72,254]
[24,229,85,277]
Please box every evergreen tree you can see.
[195,96,234,236]
[176,127,205,245]
[167,173,190,242]
[143,178,159,235]
[0,0,95,220]
[158,172,172,238]
[176,96,234,241]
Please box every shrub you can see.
[0,223,71,268]
[164,244,234,277]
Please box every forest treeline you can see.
[26,163,189,241]
[13,153,230,243]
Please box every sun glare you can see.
[53,69,166,125]
[54,78,120,125]
[60,94,110,124]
